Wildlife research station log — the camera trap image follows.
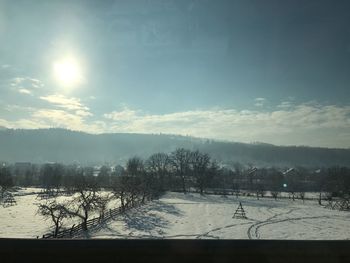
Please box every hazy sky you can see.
[1,0,350,148]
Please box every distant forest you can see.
[0,128,350,167]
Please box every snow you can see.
[88,192,350,240]
[0,194,51,238]
[1,190,350,239]
[0,188,119,238]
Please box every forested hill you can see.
[0,128,349,167]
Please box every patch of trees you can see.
[0,167,13,199]
[37,158,160,237]
[3,148,350,206]
[319,167,350,199]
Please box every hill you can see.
[0,128,349,167]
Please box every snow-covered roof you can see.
[283,168,295,175]
[248,167,258,174]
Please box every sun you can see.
[53,57,83,87]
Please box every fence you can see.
[41,201,142,239]
[189,188,322,201]
[325,198,350,211]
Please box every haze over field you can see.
[1,128,350,167]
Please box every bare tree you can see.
[126,157,144,177]
[112,172,143,211]
[111,175,129,211]
[64,176,102,231]
[233,162,244,177]
[191,151,212,195]
[146,152,170,191]
[114,165,125,177]
[268,168,283,201]
[126,157,144,205]
[271,191,279,200]
[40,163,64,194]
[255,187,265,200]
[67,188,102,230]
[170,148,192,193]
[289,190,296,201]
[96,194,111,219]
[0,167,13,199]
[97,166,111,188]
[298,191,305,203]
[37,200,68,237]
[111,156,164,210]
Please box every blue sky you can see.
[0,0,350,148]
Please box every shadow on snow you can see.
[122,201,183,233]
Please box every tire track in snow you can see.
[253,214,342,239]
[197,205,276,239]
[247,208,298,239]
[196,220,258,239]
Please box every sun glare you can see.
[53,57,82,87]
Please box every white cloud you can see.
[1,107,100,133]
[75,110,93,117]
[102,103,350,148]
[4,104,35,112]
[18,88,32,95]
[10,77,44,95]
[1,92,96,132]
[29,109,101,133]
[255,98,265,101]
[0,118,48,129]
[103,108,138,121]
[254,97,266,107]
[40,94,92,117]
[277,101,293,109]
[11,77,44,88]
[40,94,86,111]
[1,101,350,148]
[32,109,84,127]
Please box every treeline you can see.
[1,148,350,199]
[1,148,218,195]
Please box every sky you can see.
[0,0,350,148]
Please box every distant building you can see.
[282,168,295,176]
[93,166,101,177]
[247,167,259,185]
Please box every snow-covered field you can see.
[1,190,350,239]
[87,192,350,240]
[0,188,118,238]
[0,192,49,238]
